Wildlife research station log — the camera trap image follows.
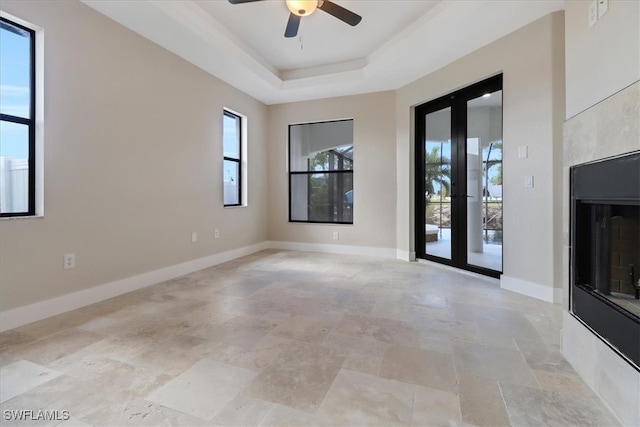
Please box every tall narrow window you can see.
[223,110,241,206]
[289,119,354,224]
[0,17,36,217]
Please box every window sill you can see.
[288,222,354,226]
[224,205,248,209]
[0,215,44,221]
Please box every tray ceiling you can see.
[81,0,564,105]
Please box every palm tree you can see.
[487,141,502,186]
[490,164,502,185]
[425,146,451,199]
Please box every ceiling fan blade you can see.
[228,0,266,4]
[318,0,361,26]
[284,13,301,38]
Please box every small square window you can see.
[289,119,354,224]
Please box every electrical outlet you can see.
[191,232,197,243]
[64,253,75,269]
[333,232,339,240]
[214,229,220,239]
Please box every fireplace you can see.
[571,151,640,368]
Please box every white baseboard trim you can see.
[0,242,270,332]
[396,250,416,262]
[553,288,564,305]
[267,241,396,259]
[500,275,556,303]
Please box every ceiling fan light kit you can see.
[286,0,318,16]
[228,0,362,38]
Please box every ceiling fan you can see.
[228,0,362,38]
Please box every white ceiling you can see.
[81,0,564,105]
[195,1,440,71]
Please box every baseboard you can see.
[267,240,396,259]
[396,250,416,262]
[500,275,555,303]
[0,242,270,332]
[553,287,564,305]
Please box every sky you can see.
[0,20,32,159]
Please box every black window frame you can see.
[223,110,242,207]
[0,17,36,217]
[288,119,354,224]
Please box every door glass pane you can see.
[466,90,502,271]
[424,107,452,260]
[0,120,30,214]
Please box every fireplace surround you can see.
[570,151,640,368]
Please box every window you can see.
[223,110,242,206]
[0,16,36,217]
[289,119,353,224]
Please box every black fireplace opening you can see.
[571,151,640,369]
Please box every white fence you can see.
[0,157,28,213]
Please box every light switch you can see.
[524,176,534,188]
[518,145,528,159]
[589,1,598,27]
[598,0,608,19]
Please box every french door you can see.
[415,75,503,277]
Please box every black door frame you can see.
[415,74,503,278]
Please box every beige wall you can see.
[267,92,397,250]
[396,13,566,292]
[0,0,268,311]
[565,0,640,119]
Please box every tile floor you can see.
[0,250,621,426]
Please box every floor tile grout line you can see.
[256,399,275,427]
[410,383,417,425]
[496,380,515,427]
